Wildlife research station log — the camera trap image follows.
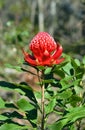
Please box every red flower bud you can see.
[23,32,64,66]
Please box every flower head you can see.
[23,32,64,66]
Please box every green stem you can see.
[37,69,45,130]
[41,84,45,130]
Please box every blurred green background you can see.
[0,0,85,82]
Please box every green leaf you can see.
[48,118,68,130]
[71,58,79,69]
[65,106,85,123]
[69,95,82,107]
[56,90,73,100]
[71,59,84,78]
[74,59,80,66]
[14,88,25,95]
[49,106,85,130]
[0,123,28,130]
[0,115,8,121]
[0,97,5,108]
[0,81,33,95]
[36,66,45,70]
[42,79,57,84]
[60,76,80,91]
[17,98,34,111]
[54,69,65,78]
[34,91,41,99]
[5,64,22,72]
[62,62,73,75]
[45,98,56,115]
[45,91,51,99]
[82,55,85,64]
[70,124,77,130]
[62,53,71,62]
[44,67,52,75]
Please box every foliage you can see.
[0,54,85,130]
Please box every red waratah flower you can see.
[23,32,64,66]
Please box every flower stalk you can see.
[41,84,45,130]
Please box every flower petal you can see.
[55,58,65,64]
[52,44,63,59]
[22,32,64,66]
[40,60,51,66]
[22,49,37,66]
